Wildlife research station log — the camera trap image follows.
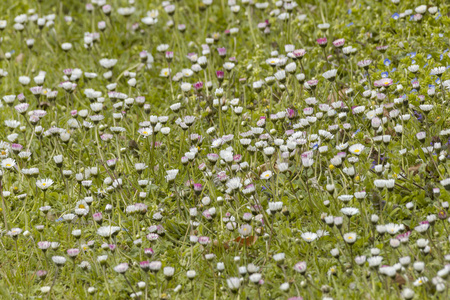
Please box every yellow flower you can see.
[329,164,335,170]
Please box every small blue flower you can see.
[414,110,423,121]
[428,84,435,88]
[346,22,353,27]
[381,72,388,78]
[427,54,432,60]
[392,13,399,20]
[384,59,391,66]
[348,9,352,14]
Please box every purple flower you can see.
[216,70,224,80]
[316,37,327,47]
[193,81,203,91]
[217,47,226,57]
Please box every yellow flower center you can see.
[329,164,334,170]
[1,151,5,155]
[143,131,148,135]
[354,149,360,153]
[348,236,353,239]
[42,183,46,186]
[6,164,11,167]
[79,204,85,209]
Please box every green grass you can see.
[0,0,449,299]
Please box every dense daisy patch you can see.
[0,0,450,299]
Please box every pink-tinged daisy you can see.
[357,59,372,69]
[292,49,306,59]
[332,38,345,48]
[373,78,393,88]
[376,45,388,52]
[316,37,327,47]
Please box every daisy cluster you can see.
[0,0,449,299]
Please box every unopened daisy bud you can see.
[227,277,241,292]
[114,263,129,274]
[93,212,103,224]
[274,70,286,83]
[402,288,414,300]
[285,62,296,73]
[416,131,426,142]
[273,253,285,263]
[293,261,307,274]
[186,270,196,280]
[52,256,67,266]
[215,88,224,97]
[164,266,175,279]
[280,282,290,291]
[53,155,63,167]
[323,69,337,81]
[334,217,343,228]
